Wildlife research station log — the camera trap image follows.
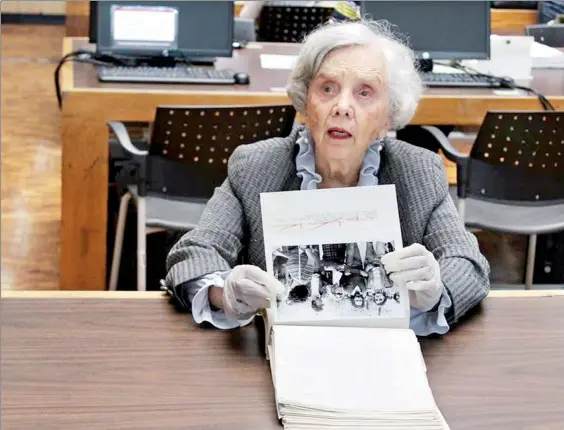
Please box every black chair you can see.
[257,5,334,43]
[537,0,564,24]
[424,110,564,289]
[526,23,564,47]
[108,104,297,291]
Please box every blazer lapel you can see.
[284,142,302,191]
[284,174,302,192]
[378,143,409,246]
[377,143,392,186]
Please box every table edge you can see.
[2,289,563,299]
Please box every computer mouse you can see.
[234,72,250,85]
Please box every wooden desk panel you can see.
[59,37,564,291]
[2,293,564,429]
[491,9,538,35]
[65,1,90,37]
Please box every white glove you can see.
[223,265,285,320]
[380,243,443,312]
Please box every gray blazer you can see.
[165,126,490,325]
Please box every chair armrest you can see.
[108,121,149,156]
[108,121,149,196]
[421,126,469,164]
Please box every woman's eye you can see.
[323,86,332,93]
[359,89,371,97]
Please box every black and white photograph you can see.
[271,241,403,320]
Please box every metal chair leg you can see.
[525,234,537,290]
[136,196,147,291]
[457,198,466,224]
[109,192,132,291]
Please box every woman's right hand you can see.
[222,265,285,320]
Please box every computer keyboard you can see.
[97,65,236,84]
[420,72,502,88]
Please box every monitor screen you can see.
[95,1,234,59]
[360,1,490,60]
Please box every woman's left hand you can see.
[380,243,443,311]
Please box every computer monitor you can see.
[360,1,490,60]
[89,1,98,44]
[94,1,234,60]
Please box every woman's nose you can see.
[333,93,354,118]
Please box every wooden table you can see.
[2,290,563,430]
[491,9,538,35]
[59,37,564,291]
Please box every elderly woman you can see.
[164,19,490,336]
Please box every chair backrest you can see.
[537,0,564,24]
[147,104,297,200]
[462,110,564,204]
[257,5,334,43]
[526,24,564,47]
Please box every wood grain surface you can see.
[64,1,90,37]
[491,9,538,35]
[1,24,64,291]
[2,295,564,430]
[3,289,563,299]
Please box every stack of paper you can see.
[270,325,449,430]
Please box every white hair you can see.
[286,19,423,131]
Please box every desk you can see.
[64,1,90,37]
[2,290,564,430]
[491,9,538,35]
[59,37,564,291]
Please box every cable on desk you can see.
[54,50,178,110]
[439,61,556,111]
[54,50,201,110]
[54,50,124,109]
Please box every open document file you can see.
[260,185,449,429]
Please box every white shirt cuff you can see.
[190,271,255,329]
[409,285,452,336]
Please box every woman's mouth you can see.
[327,127,352,140]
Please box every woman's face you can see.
[303,44,390,163]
